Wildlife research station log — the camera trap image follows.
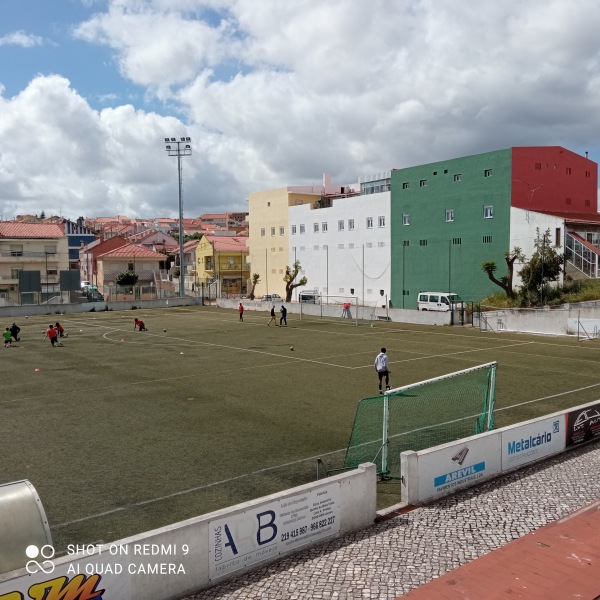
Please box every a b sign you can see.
[209,483,340,579]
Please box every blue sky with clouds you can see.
[1,0,600,220]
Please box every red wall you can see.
[511,147,598,214]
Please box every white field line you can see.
[51,384,600,529]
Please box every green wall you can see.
[390,149,512,308]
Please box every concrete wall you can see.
[480,303,600,335]
[0,297,197,320]
[221,298,451,326]
[401,399,600,505]
[0,464,376,600]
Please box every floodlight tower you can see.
[164,136,192,298]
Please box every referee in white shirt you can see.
[374,347,390,394]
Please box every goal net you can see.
[342,362,497,477]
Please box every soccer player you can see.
[134,318,147,331]
[9,322,20,342]
[45,324,58,347]
[374,347,390,394]
[238,303,244,322]
[279,305,288,327]
[267,305,277,326]
[55,322,66,337]
[3,327,12,348]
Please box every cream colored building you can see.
[248,175,354,299]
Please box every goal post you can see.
[299,294,359,326]
[342,362,497,477]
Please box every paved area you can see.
[182,442,600,599]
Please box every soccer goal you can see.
[342,362,497,478]
[299,294,360,325]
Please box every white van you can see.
[418,292,463,312]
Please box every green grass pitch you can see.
[1,305,598,551]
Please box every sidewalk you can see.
[183,442,600,599]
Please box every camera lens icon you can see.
[25,544,55,574]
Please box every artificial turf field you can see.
[1,304,599,552]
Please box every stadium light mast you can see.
[164,136,192,298]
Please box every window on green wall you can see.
[454,174,461,182]
[445,209,454,222]
[402,182,409,189]
[484,169,493,177]
[483,205,493,219]
[402,214,410,225]
[419,179,427,187]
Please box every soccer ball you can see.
[164,329,167,332]
[290,346,294,351]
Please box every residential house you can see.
[0,222,68,303]
[195,235,249,296]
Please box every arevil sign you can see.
[566,402,600,447]
[209,482,340,580]
[417,434,501,501]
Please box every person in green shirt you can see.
[3,327,12,348]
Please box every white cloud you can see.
[0,30,44,48]
[2,0,600,220]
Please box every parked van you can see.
[417,292,463,312]
[299,290,320,304]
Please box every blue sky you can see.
[1,0,600,220]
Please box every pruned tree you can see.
[116,270,139,287]
[248,273,260,300]
[284,261,307,302]
[481,247,525,299]
[518,228,563,305]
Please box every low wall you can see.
[481,303,600,336]
[0,463,376,600]
[401,399,600,505]
[219,299,451,326]
[0,297,197,320]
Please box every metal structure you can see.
[164,136,192,298]
[0,479,52,574]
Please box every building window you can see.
[44,245,57,255]
[349,243,354,249]
[314,245,319,251]
[445,209,454,222]
[271,227,276,236]
[366,242,373,248]
[10,268,22,279]
[314,223,319,233]
[9,245,23,256]
[566,197,572,205]
[586,170,591,178]
[419,179,427,187]
[291,225,297,235]
[566,167,572,175]
[402,182,409,189]
[483,205,493,219]
[267,202,271,207]
[299,224,305,234]
[403,240,410,247]
[585,199,591,207]
[348,219,355,230]
[403,213,410,226]
[280,226,285,236]
[419,239,427,246]
[300,246,305,251]
[366,217,373,229]
[555,228,561,247]
[484,169,493,177]
[322,222,328,232]
[452,238,462,245]
[378,241,385,247]
[454,174,461,182]
[338,220,344,231]
[378,216,385,227]
[338,244,344,249]
[483,236,493,244]
[535,162,541,170]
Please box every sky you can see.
[1,0,600,221]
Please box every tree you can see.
[248,273,260,300]
[40,210,46,219]
[283,261,307,302]
[518,228,563,305]
[481,247,525,299]
[116,270,139,287]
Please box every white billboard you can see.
[209,482,340,580]
[417,434,502,502]
[502,415,565,470]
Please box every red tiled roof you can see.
[0,222,65,238]
[97,244,165,259]
[206,235,248,252]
